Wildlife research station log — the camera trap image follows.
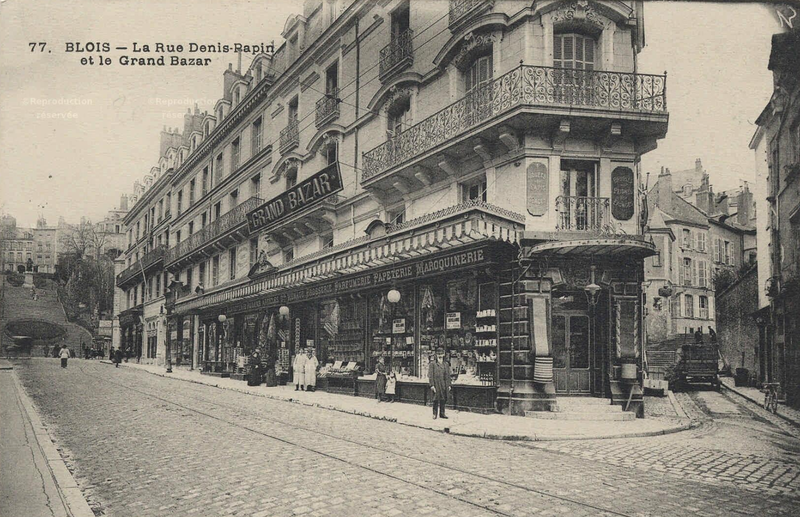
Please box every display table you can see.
[397,378,430,406]
[324,373,358,395]
[355,377,376,399]
[315,376,328,392]
[451,384,498,413]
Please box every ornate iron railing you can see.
[315,88,340,128]
[165,196,263,265]
[362,65,667,182]
[379,28,413,79]
[279,118,299,154]
[387,199,525,233]
[116,245,166,286]
[555,196,610,232]
[449,0,494,28]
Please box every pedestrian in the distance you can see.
[247,349,262,387]
[694,328,703,344]
[59,344,70,368]
[293,348,307,391]
[375,355,388,402]
[264,353,277,387]
[52,344,60,358]
[385,368,397,403]
[428,347,451,419]
[113,347,123,368]
[708,326,717,343]
[304,348,319,392]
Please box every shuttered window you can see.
[554,33,595,70]
[465,54,492,93]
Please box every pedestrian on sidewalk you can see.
[264,353,277,387]
[428,347,451,419]
[293,348,307,391]
[385,368,397,403]
[51,343,60,358]
[247,349,262,387]
[59,344,70,368]
[113,348,123,368]
[304,348,319,392]
[375,356,388,402]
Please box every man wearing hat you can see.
[428,347,451,419]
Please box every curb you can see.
[12,371,95,517]
[667,389,689,419]
[118,362,695,442]
[721,383,800,429]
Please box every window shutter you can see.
[554,35,562,66]
[584,37,594,70]
[563,35,574,67]
[693,260,698,286]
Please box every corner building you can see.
[119,0,668,416]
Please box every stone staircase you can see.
[525,396,635,421]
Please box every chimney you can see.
[715,193,729,216]
[120,194,129,211]
[657,166,673,212]
[223,63,242,102]
[737,184,753,226]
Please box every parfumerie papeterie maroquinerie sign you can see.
[220,246,493,316]
[246,162,343,233]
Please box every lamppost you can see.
[164,279,183,374]
[386,288,400,364]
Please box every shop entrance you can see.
[552,312,591,394]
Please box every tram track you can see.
[74,362,633,517]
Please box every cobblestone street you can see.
[10,359,800,517]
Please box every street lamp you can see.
[279,305,290,318]
[584,265,601,307]
[164,279,184,374]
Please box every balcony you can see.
[315,89,340,128]
[116,245,166,288]
[165,196,263,269]
[379,28,413,81]
[362,65,668,185]
[279,119,299,154]
[449,0,494,30]
[555,196,610,233]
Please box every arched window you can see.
[554,33,595,70]
[387,96,411,137]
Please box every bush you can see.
[33,275,49,289]
[6,272,24,287]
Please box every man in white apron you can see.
[292,348,307,391]
[303,348,319,392]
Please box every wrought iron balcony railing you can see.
[315,89,340,128]
[165,196,263,265]
[555,196,610,233]
[362,65,667,182]
[379,28,413,80]
[279,118,299,154]
[116,245,166,287]
[449,0,494,29]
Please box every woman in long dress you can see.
[375,356,387,402]
[292,348,306,390]
[303,348,319,392]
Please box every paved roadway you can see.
[11,359,800,517]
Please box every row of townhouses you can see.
[113,0,668,416]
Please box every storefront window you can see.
[444,276,479,379]
[368,286,414,375]
[318,297,366,367]
[418,283,445,378]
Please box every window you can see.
[251,174,261,198]
[682,229,692,249]
[231,137,240,171]
[699,296,709,319]
[214,202,221,220]
[177,191,183,215]
[554,33,595,70]
[283,247,294,264]
[215,153,223,185]
[465,54,492,94]
[286,168,297,190]
[326,62,338,96]
[189,179,196,205]
[325,142,338,166]
[387,97,411,137]
[684,294,694,318]
[714,238,722,262]
[388,207,405,226]
[249,238,258,267]
[683,258,692,286]
[201,212,207,228]
[202,167,209,196]
[188,222,194,235]
[461,177,487,203]
[156,274,161,297]
[176,230,181,243]
[230,189,239,206]
[212,255,220,286]
[199,262,206,287]
[252,117,263,155]
[724,241,733,266]
[288,96,299,123]
[698,260,708,288]
[391,2,410,40]
[321,233,334,249]
[229,248,237,280]
[697,232,706,253]
[652,250,662,267]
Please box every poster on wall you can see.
[526,162,549,216]
[446,312,461,330]
[392,319,406,334]
[611,166,635,221]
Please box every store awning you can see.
[524,236,656,260]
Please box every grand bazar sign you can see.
[222,246,492,316]
[247,162,343,233]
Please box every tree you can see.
[62,219,109,260]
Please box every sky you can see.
[0,1,783,228]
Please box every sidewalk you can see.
[0,370,93,517]
[108,360,694,441]
[721,376,800,428]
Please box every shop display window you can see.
[368,287,414,375]
[318,296,366,367]
[418,283,445,379]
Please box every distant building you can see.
[0,215,58,274]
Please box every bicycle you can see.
[763,382,780,414]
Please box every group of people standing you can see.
[292,347,320,391]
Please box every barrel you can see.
[533,356,554,384]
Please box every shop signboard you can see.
[611,166,635,221]
[446,312,461,330]
[526,162,549,216]
[222,245,496,316]
[246,162,343,233]
[392,319,406,334]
